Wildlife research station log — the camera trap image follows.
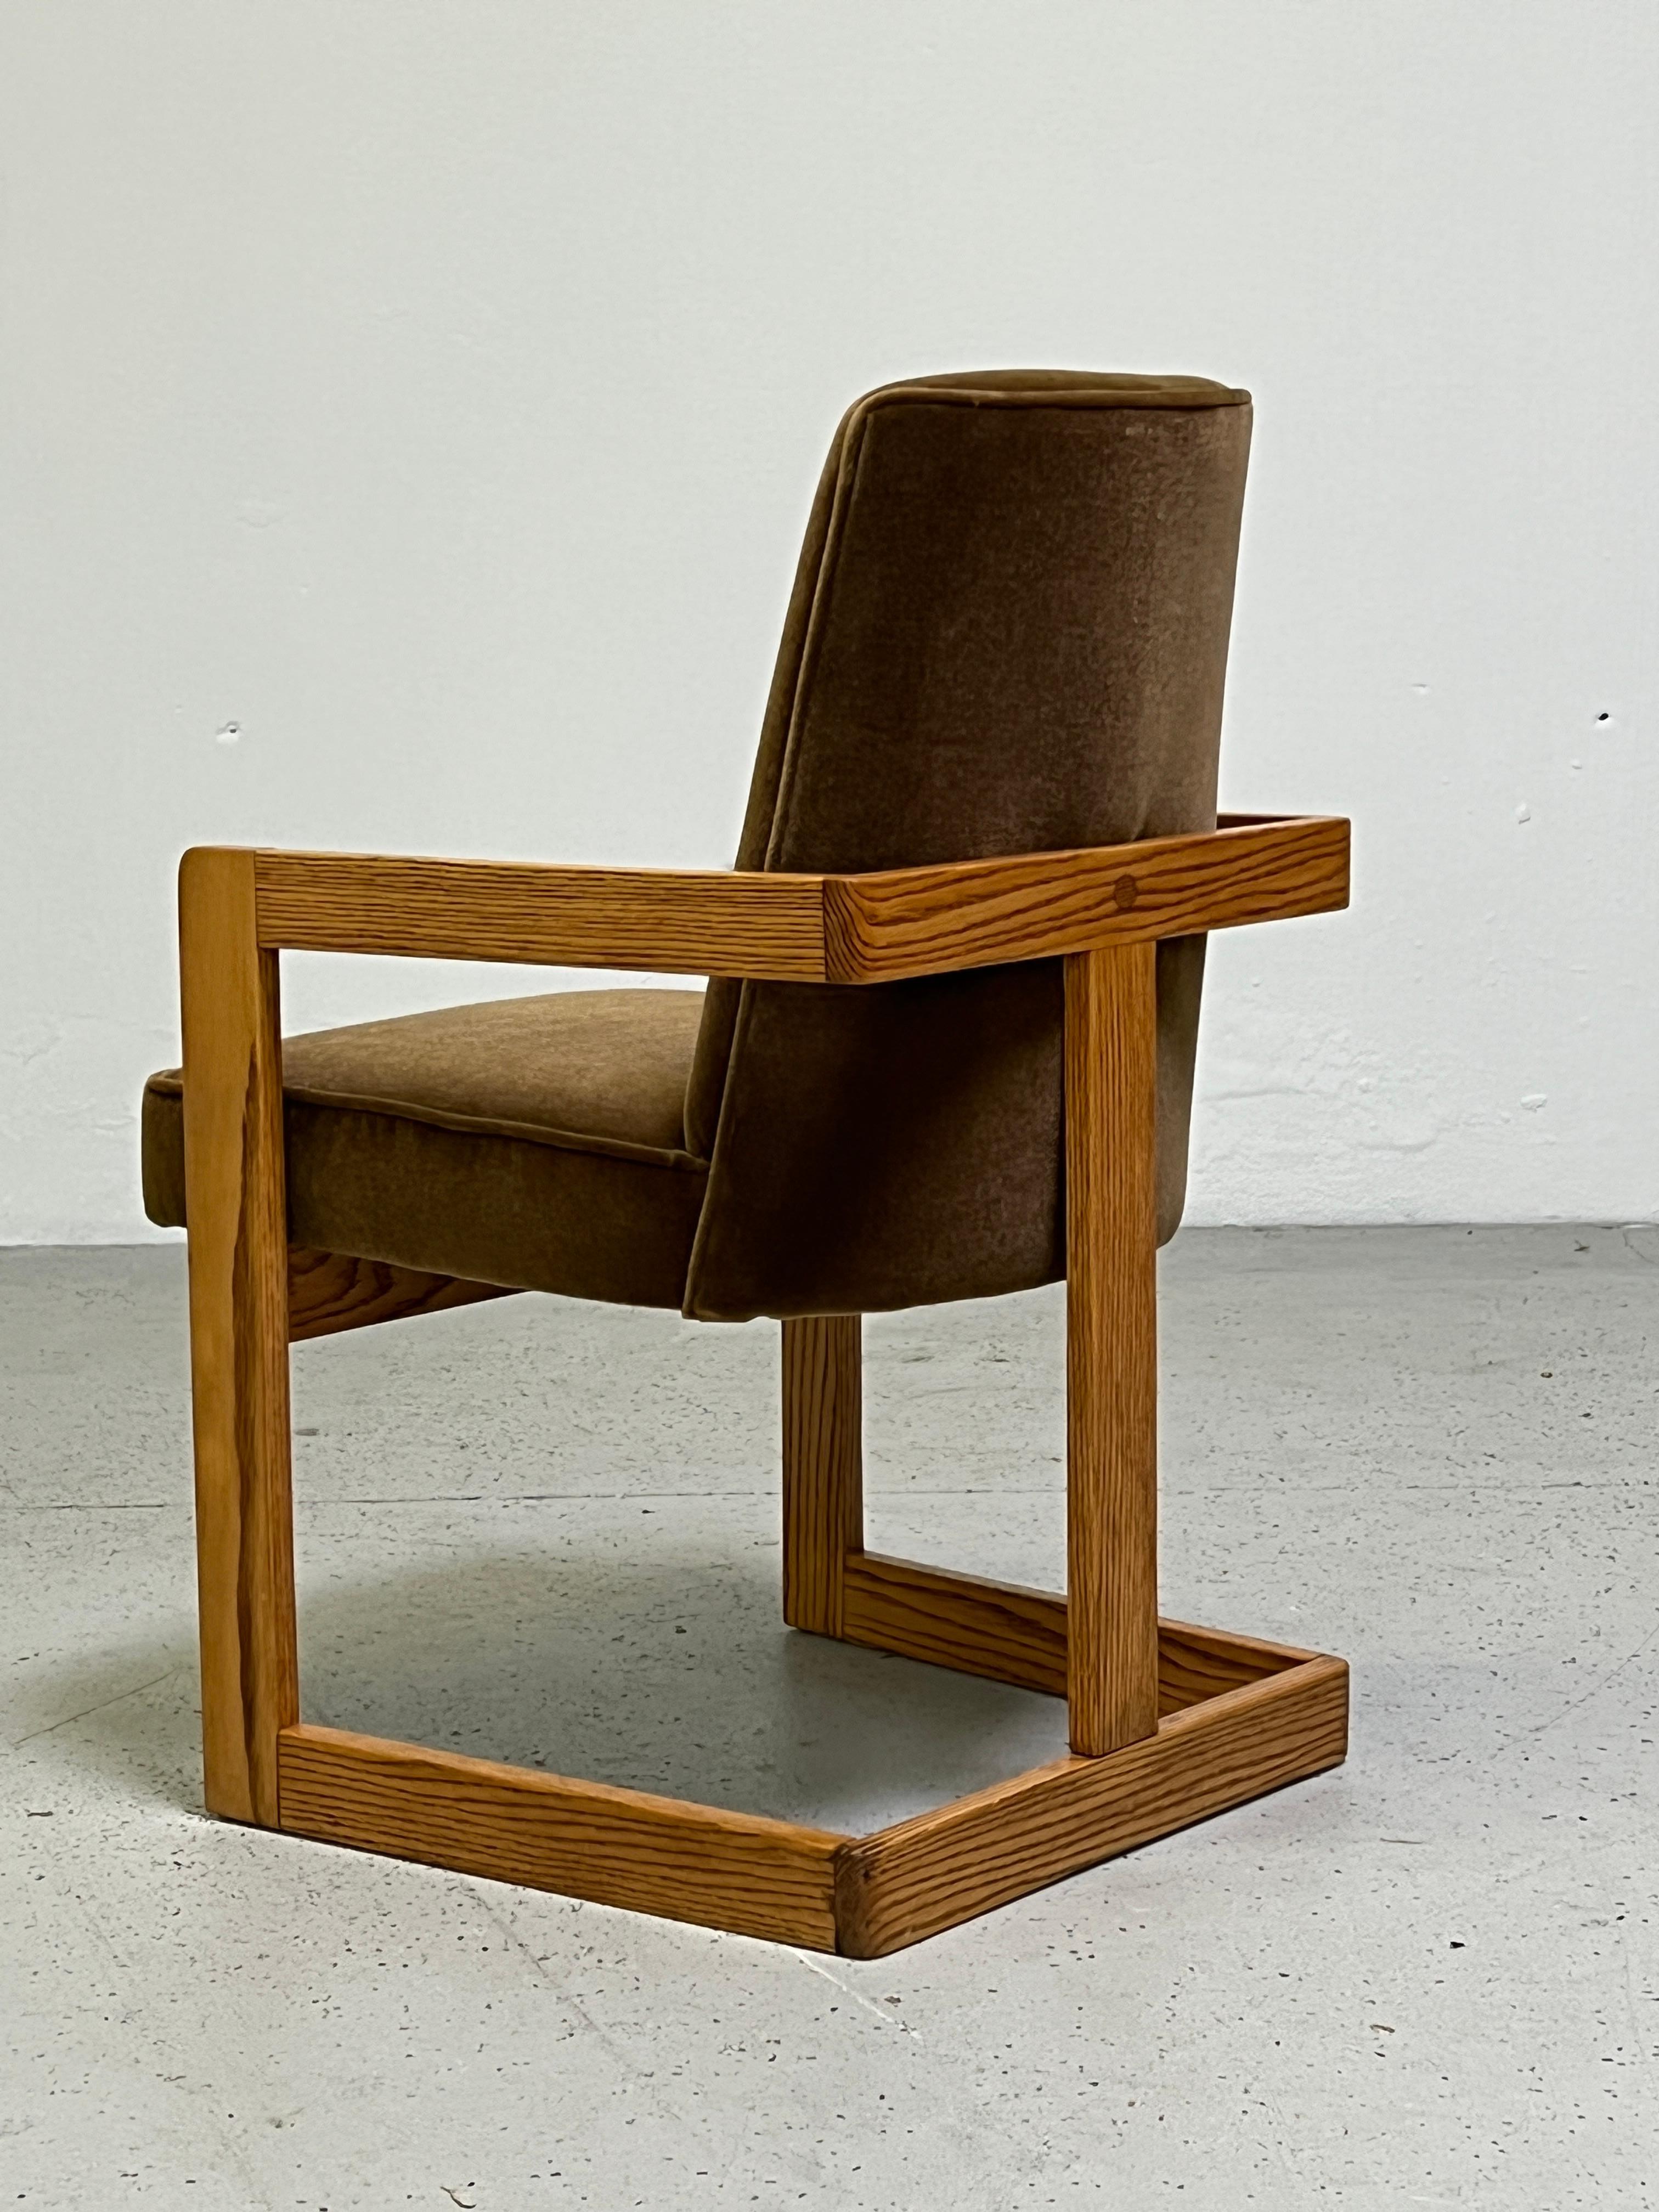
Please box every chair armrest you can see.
[244,849,828,978]
[209,812,1347,983]
[823,812,1348,981]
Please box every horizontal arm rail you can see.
[822,812,1348,982]
[250,851,829,977]
[221,813,1347,981]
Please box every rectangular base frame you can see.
[178,849,1351,1956]
[273,1571,1346,1955]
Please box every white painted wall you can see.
[3,2,1656,1242]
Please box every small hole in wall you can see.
[1596,712,1610,722]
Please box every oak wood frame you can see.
[179,815,1350,1954]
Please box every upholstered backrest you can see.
[682,371,1251,1323]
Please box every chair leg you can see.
[781,1315,863,1635]
[179,849,298,1825]
[1064,943,1160,1756]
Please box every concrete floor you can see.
[2,1228,1656,2209]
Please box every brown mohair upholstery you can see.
[142,992,708,1308]
[681,371,1251,1321]
[141,371,1250,1323]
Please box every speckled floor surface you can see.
[3,1228,1656,2208]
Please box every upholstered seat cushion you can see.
[142,990,709,1310]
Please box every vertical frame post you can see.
[781,1316,863,1635]
[179,848,298,1824]
[1064,943,1160,1755]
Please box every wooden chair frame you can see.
[178,812,1350,1956]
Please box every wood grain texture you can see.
[1155,1618,1316,1712]
[1064,943,1160,1756]
[287,1246,517,1342]
[822,815,1348,983]
[278,1724,845,1948]
[227,817,1346,984]
[781,1317,863,1634]
[840,1554,1304,1713]
[252,850,827,976]
[843,1554,1068,1695]
[834,1656,1350,1956]
[178,848,298,1826]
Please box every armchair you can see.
[143,372,1350,1953]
